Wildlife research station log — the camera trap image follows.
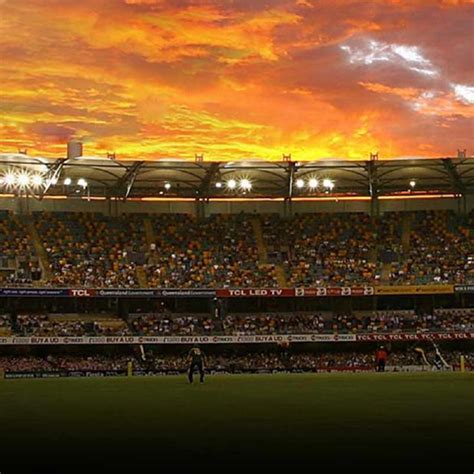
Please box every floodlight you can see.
[32,175,44,187]
[323,178,334,190]
[240,179,252,191]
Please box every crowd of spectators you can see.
[0,210,472,288]
[35,212,146,288]
[262,210,474,286]
[130,314,217,335]
[16,314,51,335]
[388,211,473,285]
[15,314,131,336]
[0,314,11,335]
[19,316,89,336]
[0,355,131,372]
[0,211,40,285]
[431,308,474,331]
[1,349,472,373]
[262,213,379,286]
[329,310,473,333]
[377,212,404,263]
[330,311,414,333]
[222,310,474,335]
[145,214,278,288]
[223,313,326,335]
[92,320,132,336]
[6,308,473,337]
[1,266,42,286]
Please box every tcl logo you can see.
[70,289,92,297]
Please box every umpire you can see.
[187,345,206,384]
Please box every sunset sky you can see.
[0,0,473,161]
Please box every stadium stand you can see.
[145,213,279,288]
[34,212,147,287]
[130,313,217,335]
[0,314,12,336]
[388,210,473,285]
[261,212,379,286]
[0,210,40,285]
[5,308,474,337]
[0,210,471,288]
[223,312,327,335]
[15,313,132,336]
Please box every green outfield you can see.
[0,372,472,470]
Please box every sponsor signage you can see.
[216,288,295,297]
[374,285,454,295]
[355,332,473,342]
[0,288,70,297]
[295,287,374,297]
[0,287,216,298]
[154,289,216,298]
[0,285,460,298]
[454,285,474,293]
[4,370,126,379]
[7,365,467,379]
[217,287,376,297]
[0,332,471,345]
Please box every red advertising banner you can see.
[355,332,474,342]
[216,288,296,297]
[295,287,374,297]
[216,287,375,298]
[0,285,454,298]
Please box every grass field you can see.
[0,372,473,471]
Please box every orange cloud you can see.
[0,0,472,160]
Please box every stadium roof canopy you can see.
[0,153,473,201]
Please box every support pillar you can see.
[195,199,205,221]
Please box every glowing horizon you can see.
[0,0,473,161]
